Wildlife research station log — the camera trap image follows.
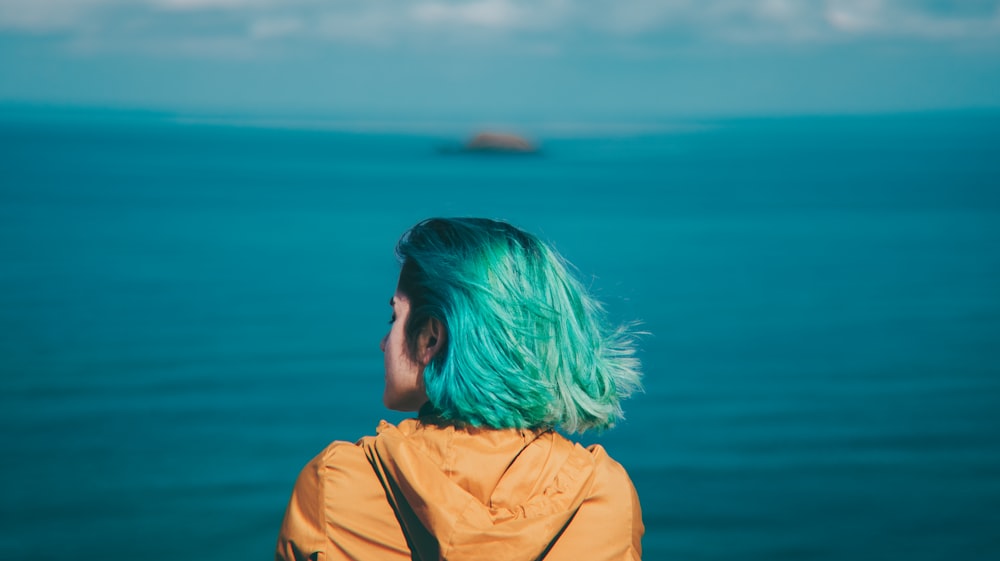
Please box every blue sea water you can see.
[1,109,999,560]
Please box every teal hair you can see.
[395,218,642,433]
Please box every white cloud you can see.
[756,0,798,21]
[152,0,257,10]
[0,0,997,57]
[823,0,1000,39]
[249,16,303,40]
[412,0,521,29]
[315,7,400,46]
[583,0,692,36]
[0,0,106,31]
[825,0,887,33]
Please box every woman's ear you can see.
[418,318,447,365]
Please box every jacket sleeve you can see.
[543,446,644,560]
[276,453,328,561]
[275,441,412,561]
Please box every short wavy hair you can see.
[395,218,641,433]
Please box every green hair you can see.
[396,218,642,433]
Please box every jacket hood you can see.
[361,418,598,561]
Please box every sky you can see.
[1,0,999,122]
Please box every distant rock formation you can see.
[464,131,537,153]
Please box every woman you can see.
[276,218,644,561]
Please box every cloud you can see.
[0,0,997,57]
[412,0,521,29]
[249,16,303,40]
[152,0,258,11]
[0,0,107,32]
[824,0,1000,39]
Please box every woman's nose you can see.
[380,334,387,353]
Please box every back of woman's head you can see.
[396,218,642,433]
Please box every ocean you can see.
[1,109,999,560]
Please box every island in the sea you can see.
[464,131,536,153]
[438,131,539,155]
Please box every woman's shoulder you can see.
[301,420,639,510]
[278,431,412,560]
[579,441,634,479]
[579,441,641,503]
[306,438,367,467]
[303,418,426,472]
[295,438,378,501]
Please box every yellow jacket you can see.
[276,417,643,561]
